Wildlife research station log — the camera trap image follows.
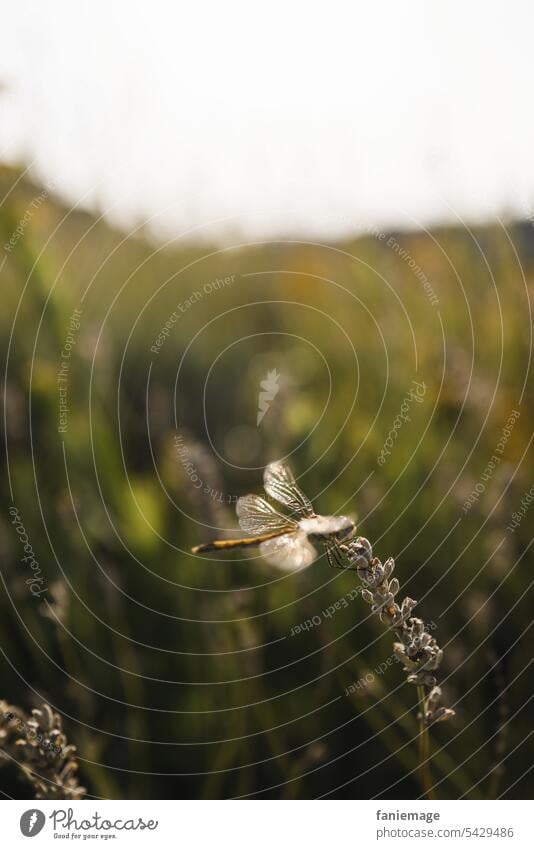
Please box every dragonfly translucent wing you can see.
[236,494,297,536]
[259,531,317,571]
[263,461,314,518]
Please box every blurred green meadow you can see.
[1,164,533,799]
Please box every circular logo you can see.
[20,809,46,837]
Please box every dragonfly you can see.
[191,460,355,570]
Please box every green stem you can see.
[417,685,433,799]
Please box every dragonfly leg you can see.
[326,542,346,570]
[325,543,338,570]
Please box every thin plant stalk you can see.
[417,684,433,798]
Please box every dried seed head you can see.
[0,700,85,800]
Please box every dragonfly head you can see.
[333,516,356,542]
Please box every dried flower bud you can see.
[425,686,442,714]
[353,537,373,564]
[431,707,455,724]
[393,643,410,664]
[383,557,395,579]
[389,578,399,597]
[341,537,372,570]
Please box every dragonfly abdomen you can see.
[191,529,287,554]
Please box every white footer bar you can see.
[2,799,530,847]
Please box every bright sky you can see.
[2,0,534,239]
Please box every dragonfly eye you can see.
[336,523,355,542]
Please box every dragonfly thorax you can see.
[299,515,355,540]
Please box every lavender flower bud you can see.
[431,707,455,724]
[344,537,373,568]
[425,686,442,714]
[383,557,395,579]
[389,578,399,597]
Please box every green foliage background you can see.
[1,165,532,799]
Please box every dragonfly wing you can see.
[263,461,314,518]
[236,494,297,536]
[259,531,317,571]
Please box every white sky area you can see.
[1,0,534,240]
